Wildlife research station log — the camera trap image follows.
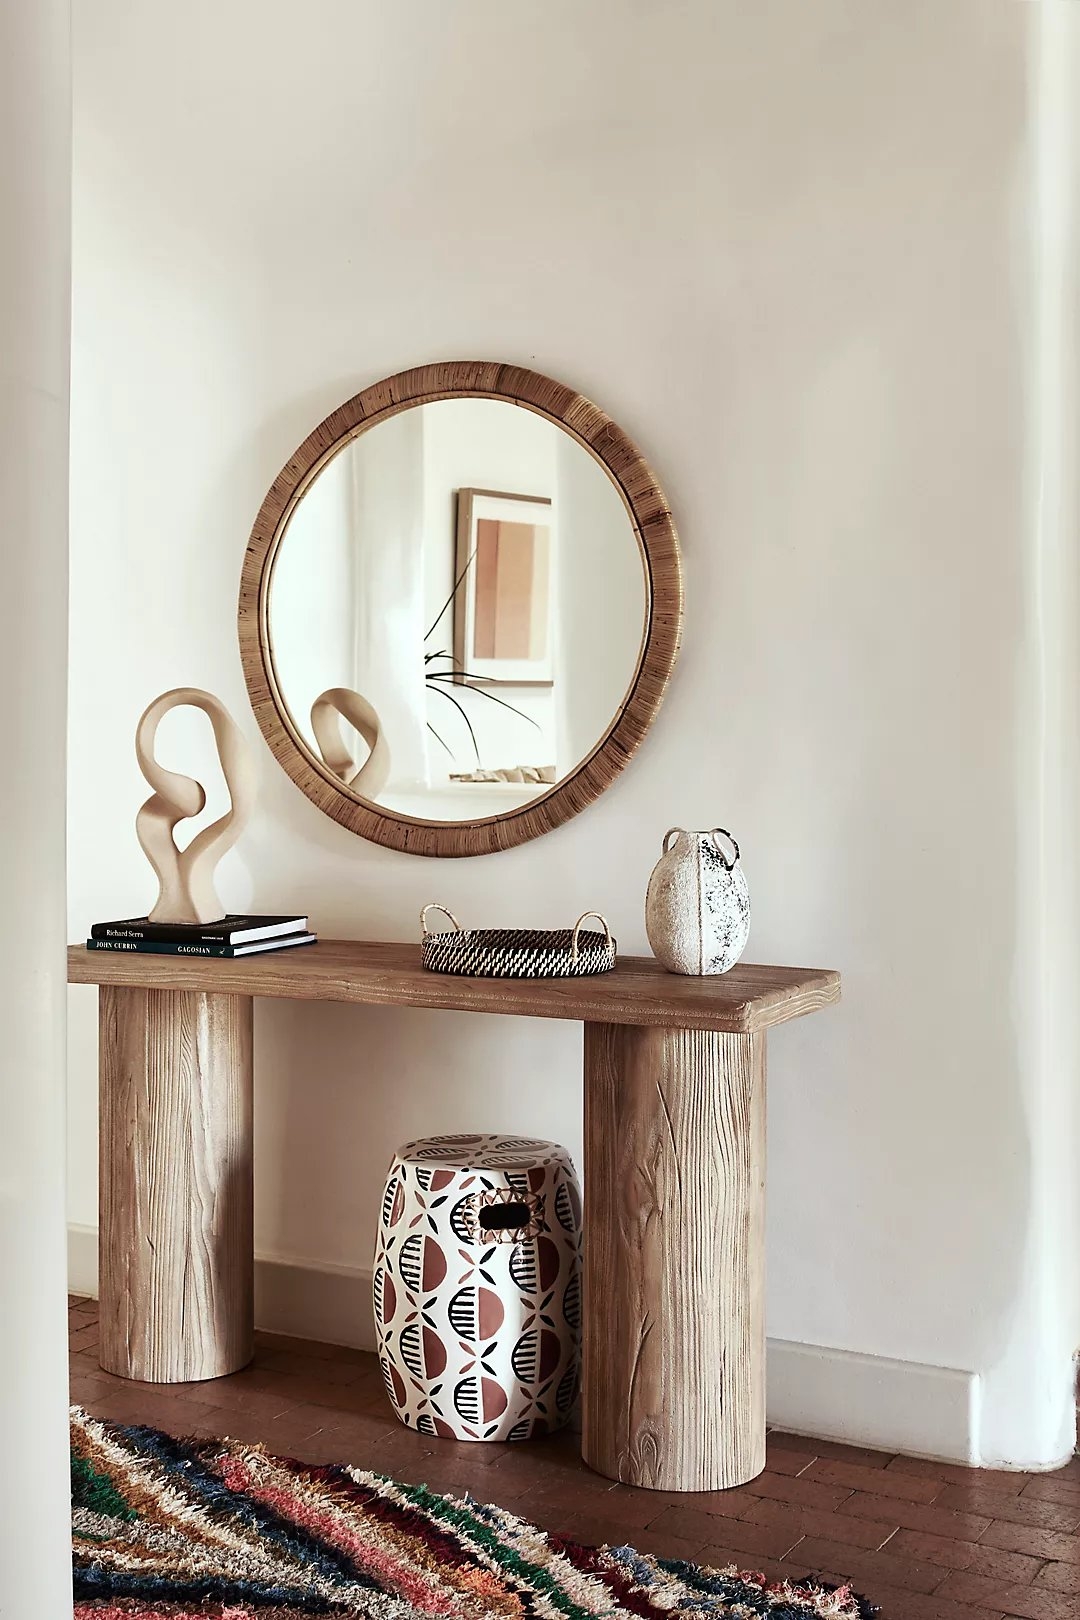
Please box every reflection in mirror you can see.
[309,687,391,798]
[268,397,647,822]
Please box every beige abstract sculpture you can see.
[135,688,256,925]
[310,687,391,799]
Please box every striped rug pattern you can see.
[71,1408,875,1617]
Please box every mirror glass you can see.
[267,397,648,822]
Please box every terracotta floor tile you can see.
[979,1519,1080,1565]
[856,1583,1007,1620]
[501,1472,616,1515]
[804,1457,946,1503]
[887,1455,1033,1494]
[836,1490,993,1541]
[1040,1455,1080,1483]
[256,1347,371,1385]
[1034,1560,1080,1596]
[483,1439,593,1488]
[615,1483,765,1525]
[888,1527,1046,1585]
[1020,1475,1080,1507]
[69,1367,124,1403]
[562,1515,705,1561]
[426,1456,561,1503]
[931,1484,1080,1535]
[204,1410,318,1452]
[99,1373,231,1401]
[536,1478,759,1525]
[739,1495,899,1550]
[70,1351,111,1380]
[606,1527,708,1560]
[364,1427,442,1474]
[194,1382,302,1423]
[763,1442,818,1477]
[647,1504,801,1560]
[252,1329,367,1363]
[80,1388,224,1434]
[782,1534,948,1595]
[280,1416,403,1465]
[766,1430,895,1469]
[936,1569,1080,1619]
[236,1372,383,1418]
[742,1469,854,1512]
[514,1483,663,1529]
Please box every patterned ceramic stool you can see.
[373,1133,582,1442]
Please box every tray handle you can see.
[571,911,613,964]
[421,903,462,936]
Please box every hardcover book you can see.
[90,914,308,946]
[85,933,317,959]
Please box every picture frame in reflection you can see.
[453,489,554,686]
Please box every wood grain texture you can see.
[582,1023,767,1491]
[98,986,254,1382]
[238,361,683,856]
[71,941,840,1034]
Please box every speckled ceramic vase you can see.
[645,827,750,975]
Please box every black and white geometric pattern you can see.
[421,924,616,979]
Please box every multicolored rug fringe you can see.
[71,1407,876,1617]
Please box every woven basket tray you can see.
[420,905,616,979]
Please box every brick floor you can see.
[68,1296,1080,1619]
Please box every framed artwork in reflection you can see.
[453,488,554,686]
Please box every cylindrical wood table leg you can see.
[98,984,254,1382]
[582,1022,766,1491]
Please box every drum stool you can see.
[373,1133,582,1442]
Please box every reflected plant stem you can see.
[428,682,480,763]
[424,548,476,643]
[426,721,454,760]
[423,551,541,764]
[426,671,542,731]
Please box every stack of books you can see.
[86,915,317,958]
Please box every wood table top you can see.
[68,940,840,1034]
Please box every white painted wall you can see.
[1,2,74,1611]
[67,0,1079,1467]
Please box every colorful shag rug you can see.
[71,1408,875,1618]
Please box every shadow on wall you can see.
[255,998,583,1276]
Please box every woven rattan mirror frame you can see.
[238,361,682,857]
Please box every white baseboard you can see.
[68,1224,979,1463]
[766,1337,979,1465]
[255,1254,377,1351]
[68,1223,100,1301]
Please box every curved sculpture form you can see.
[310,687,391,800]
[135,688,256,925]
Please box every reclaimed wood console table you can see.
[68,940,839,1492]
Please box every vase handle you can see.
[709,828,741,869]
[662,827,685,854]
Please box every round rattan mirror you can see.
[239,362,682,856]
